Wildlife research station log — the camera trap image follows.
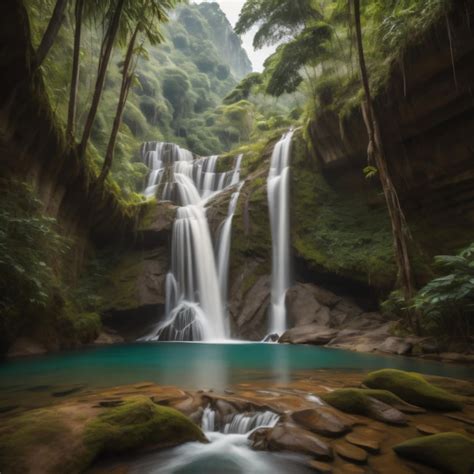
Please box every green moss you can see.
[97,255,145,312]
[0,408,80,474]
[72,312,101,344]
[291,131,396,289]
[363,369,463,411]
[321,389,373,415]
[85,396,207,453]
[321,387,427,416]
[0,397,206,474]
[393,433,474,474]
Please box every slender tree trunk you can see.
[352,0,418,332]
[66,0,84,145]
[35,0,69,68]
[97,26,140,187]
[78,0,126,159]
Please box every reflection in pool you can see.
[0,342,471,395]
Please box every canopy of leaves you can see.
[263,23,332,96]
[224,72,263,104]
[413,243,474,336]
[235,0,319,49]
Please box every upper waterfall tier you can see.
[142,142,241,204]
[140,142,243,341]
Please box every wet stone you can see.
[259,423,333,461]
[335,441,368,464]
[292,407,354,437]
[416,424,440,435]
[445,413,474,426]
[345,432,380,453]
[367,397,407,425]
[334,464,365,474]
[308,459,333,473]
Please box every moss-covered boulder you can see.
[393,433,474,474]
[363,369,463,411]
[321,388,407,425]
[0,396,206,474]
[85,396,207,453]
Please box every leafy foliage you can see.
[413,243,474,336]
[0,180,69,349]
[25,1,252,195]
[235,0,318,49]
[263,23,332,96]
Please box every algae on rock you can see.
[364,369,463,411]
[394,432,474,474]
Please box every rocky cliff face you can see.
[309,2,474,272]
[196,2,253,78]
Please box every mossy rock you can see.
[321,388,407,425]
[364,369,463,411]
[85,396,207,454]
[0,397,206,474]
[321,388,407,414]
[0,408,82,473]
[393,433,474,474]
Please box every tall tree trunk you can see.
[352,0,418,332]
[78,0,126,159]
[35,0,69,68]
[97,26,140,187]
[66,0,84,145]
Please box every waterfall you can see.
[222,411,280,434]
[267,131,294,334]
[217,177,244,309]
[140,143,243,341]
[201,406,280,435]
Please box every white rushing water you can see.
[124,407,311,473]
[141,143,243,341]
[216,180,244,314]
[267,130,294,335]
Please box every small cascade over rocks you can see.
[201,405,280,435]
[140,142,243,341]
[267,130,294,335]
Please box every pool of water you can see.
[0,342,471,394]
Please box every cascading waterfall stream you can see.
[140,142,243,341]
[127,407,309,474]
[216,178,244,311]
[267,130,294,335]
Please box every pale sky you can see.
[193,0,277,72]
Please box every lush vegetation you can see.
[25,0,254,196]
[235,0,451,118]
[383,243,474,338]
[0,180,101,353]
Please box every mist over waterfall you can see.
[267,131,294,335]
[140,142,243,341]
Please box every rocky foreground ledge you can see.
[0,369,473,473]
